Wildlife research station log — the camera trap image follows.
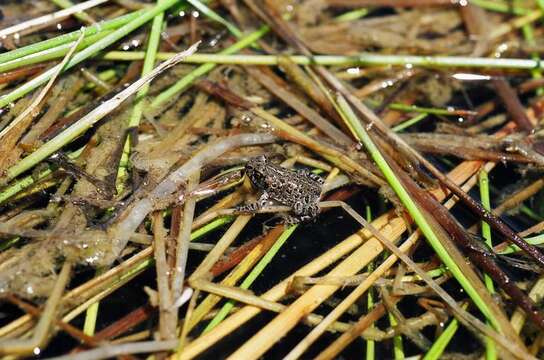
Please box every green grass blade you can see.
[0,0,181,109]
[423,303,469,360]
[102,52,544,70]
[190,216,235,241]
[479,170,497,360]
[0,31,114,73]
[187,0,242,38]
[117,0,168,191]
[150,25,269,108]
[203,225,297,332]
[336,94,500,332]
[392,113,428,132]
[0,11,141,65]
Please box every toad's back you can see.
[245,156,323,221]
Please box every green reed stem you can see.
[387,103,472,116]
[500,232,544,254]
[190,216,235,241]
[365,207,375,360]
[150,25,270,108]
[0,11,141,65]
[0,31,114,73]
[83,266,106,336]
[389,313,404,359]
[0,0,180,109]
[187,0,242,38]
[423,303,469,360]
[392,113,428,132]
[101,52,544,70]
[128,2,165,128]
[0,147,84,204]
[117,0,167,191]
[335,8,369,22]
[336,94,501,333]
[519,0,544,95]
[479,170,497,360]
[471,0,530,14]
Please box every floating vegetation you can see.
[1,1,544,359]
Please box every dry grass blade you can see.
[227,200,532,360]
[171,172,199,302]
[48,340,179,360]
[4,2,544,359]
[178,159,494,359]
[0,262,71,355]
[0,34,84,141]
[283,229,422,360]
[0,0,108,39]
[0,33,84,173]
[3,42,200,183]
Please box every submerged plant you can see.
[1,1,544,360]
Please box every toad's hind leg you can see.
[296,169,324,185]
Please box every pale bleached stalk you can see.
[187,224,286,334]
[64,246,152,303]
[491,9,542,39]
[50,0,96,24]
[109,134,274,262]
[62,255,152,323]
[0,0,108,38]
[211,198,530,358]
[176,160,502,360]
[189,279,365,336]
[284,231,422,360]
[323,202,531,359]
[189,216,252,282]
[152,213,176,340]
[0,33,84,141]
[179,230,371,349]
[228,201,530,360]
[171,172,199,301]
[179,289,200,349]
[225,217,411,360]
[191,279,285,312]
[315,303,386,360]
[48,340,179,360]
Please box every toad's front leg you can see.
[290,201,319,224]
[236,192,270,214]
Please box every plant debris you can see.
[1,1,544,359]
